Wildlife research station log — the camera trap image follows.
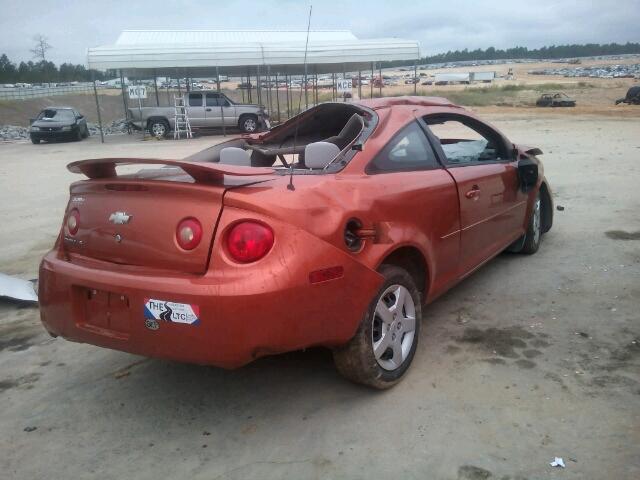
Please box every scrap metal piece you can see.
[0,272,38,302]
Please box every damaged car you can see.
[38,97,553,389]
[536,92,576,107]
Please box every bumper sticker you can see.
[144,298,200,326]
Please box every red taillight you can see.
[226,221,274,263]
[176,218,203,250]
[66,209,80,235]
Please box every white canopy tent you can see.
[88,29,420,76]
[86,29,420,141]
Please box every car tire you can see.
[239,114,259,134]
[520,192,542,255]
[332,264,422,389]
[75,128,83,141]
[31,137,40,144]
[149,119,169,138]
[83,125,90,138]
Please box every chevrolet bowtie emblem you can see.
[109,211,132,225]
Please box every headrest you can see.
[220,147,251,166]
[304,141,341,169]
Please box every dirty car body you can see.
[39,97,553,388]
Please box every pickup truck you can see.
[128,92,269,137]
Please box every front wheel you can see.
[521,193,542,254]
[30,137,40,144]
[239,115,258,133]
[333,264,421,389]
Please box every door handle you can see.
[465,185,480,199]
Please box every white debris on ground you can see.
[550,457,566,468]
[0,272,38,302]
[0,119,129,141]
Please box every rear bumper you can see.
[38,211,382,368]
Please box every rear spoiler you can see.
[67,158,274,183]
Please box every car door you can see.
[205,93,236,127]
[186,93,206,126]
[422,113,527,275]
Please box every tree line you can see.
[383,42,640,67]
[0,54,114,84]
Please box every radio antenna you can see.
[288,3,312,191]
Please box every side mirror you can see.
[77,115,84,120]
[517,157,538,192]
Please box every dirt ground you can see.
[0,112,639,479]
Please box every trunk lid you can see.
[63,158,274,274]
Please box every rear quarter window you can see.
[368,121,439,173]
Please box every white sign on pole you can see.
[336,79,353,95]
[128,85,147,99]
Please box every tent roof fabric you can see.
[88,29,420,76]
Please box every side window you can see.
[188,93,203,107]
[206,93,219,107]
[369,122,439,172]
[425,116,506,165]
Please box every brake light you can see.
[67,209,80,235]
[227,221,274,263]
[176,218,203,250]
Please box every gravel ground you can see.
[0,115,638,480]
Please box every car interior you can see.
[185,103,367,171]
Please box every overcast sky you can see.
[1,0,639,65]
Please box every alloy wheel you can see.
[372,284,416,371]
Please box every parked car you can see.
[536,92,576,107]
[39,97,553,389]
[29,107,90,144]
[128,92,269,137]
[615,86,640,105]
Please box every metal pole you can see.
[275,71,281,123]
[378,63,383,97]
[342,63,346,102]
[247,68,252,103]
[241,75,245,103]
[154,71,160,106]
[119,69,130,134]
[314,71,318,105]
[137,79,145,140]
[332,72,336,101]
[285,73,290,119]
[370,62,374,98]
[358,70,362,100]
[91,72,104,143]
[267,65,273,119]
[256,65,261,106]
[304,63,309,110]
[217,66,225,137]
[414,61,418,95]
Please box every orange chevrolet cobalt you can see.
[39,97,553,389]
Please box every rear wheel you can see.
[333,264,421,389]
[149,119,169,138]
[239,114,258,133]
[30,137,40,144]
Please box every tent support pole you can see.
[414,61,418,94]
[91,71,104,144]
[153,70,160,106]
[370,63,374,98]
[378,63,382,97]
[119,69,130,134]
[285,74,290,119]
[275,71,281,124]
[216,66,225,137]
[358,70,362,100]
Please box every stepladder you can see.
[173,95,193,139]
